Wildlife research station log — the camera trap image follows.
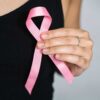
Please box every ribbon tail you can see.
[25,6,74,95]
[25,47,42,94]
[49,55,74,84]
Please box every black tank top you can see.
[0,0,64,100]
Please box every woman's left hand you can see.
[37,28,93,76]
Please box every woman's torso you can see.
[0,0,64,100]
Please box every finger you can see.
[40,28,89,40]
[78,38,93,47]
[42,45,90,60]
[55,54,88,69]
[68,64,85,76]
[37,37,93,49]
[37,36,79,48]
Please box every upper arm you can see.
[61,0,82,28]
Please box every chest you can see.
[0,0,64,65]
[0,0,29,16]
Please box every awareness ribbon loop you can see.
[25,7,74,95]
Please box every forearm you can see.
[63,0,82,28]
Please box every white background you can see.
[53,0,100,100]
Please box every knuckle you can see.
[50,33,54,38]
[49,47,55,53]
[81,59,87,70]
[88,47,92,52]
[86,55,91,61]
[74,68,84,77]
[45,40,51,47]
[66,37,72,43]
[72,46,78,52]
[85,63,90,68]
[84,48,93,60]
[89,39,94,47]
[83,31,89,38]
[75,56,80,65]
[77,56,81,63]
[78,47,84,54]
[82,64,89,70]
[77,57,85,67]
[64,28,69,33]
[47,33,51,39]
[48,32,53,38]
[88,51,93,61]
[82,47,87,55]
[48,47,51,53]
[87,49,93,56]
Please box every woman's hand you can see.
[37,28,93,76]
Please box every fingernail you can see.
[37,42,44,48]
[41,34,48,39]
[42,49,49,54]
[55,54,60,59]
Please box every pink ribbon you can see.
[25,6,74,95]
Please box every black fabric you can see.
[0,0,64,100]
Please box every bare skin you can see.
[0,0,29,16]
[0,0,93,76]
